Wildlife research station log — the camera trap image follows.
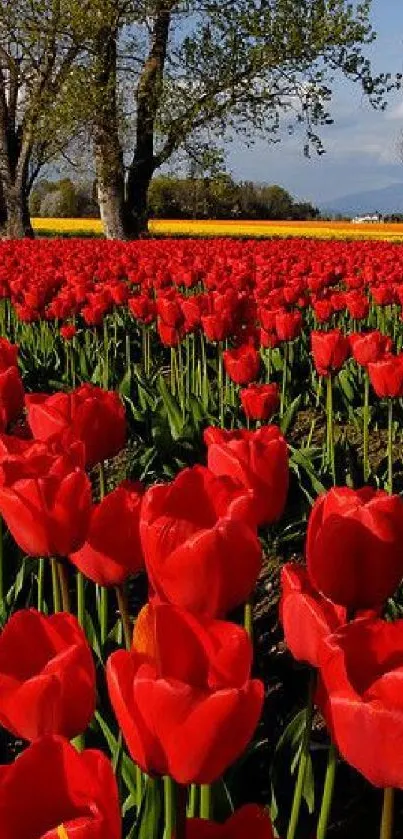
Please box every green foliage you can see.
[30,179,100,218]
[148,175,319,220]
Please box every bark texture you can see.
[93,5,172,239]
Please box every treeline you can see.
[31,176,319,221]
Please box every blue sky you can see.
[227,1,403,203]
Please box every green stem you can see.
[187,785,198,818]
[103,318,109,389]
[326,375,335,484]
[136,765,143,814]
[316,742,337,839]
[170,347,176,394]
[116,585,132,650]
[98,461,106,499]
[286,671,316,839]
[200,784,212,820]
[58,562,71,613]
[164,777,175,839]
[363,373,370,482]
[244,597,253,642]
[380,787,394,839]
[37,558,45,612]
[100,587,108,646]
[51,559,61,613]
[77,571,85,628]
[388,399,393,495]
[126,332,131,377]
[218,344,224,426]
[71,337,76,387]
[280,341,288,418]
[201,334,208,408]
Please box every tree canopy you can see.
[0,0,397,238]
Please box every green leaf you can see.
[158,376,184,440]
[274,709,307,758]
[118,369,132,398]
[6,557,31,609]
[95,711,139,798]
[272,708,315,817]
[289,446,326,497]
[137,777,163,839]
[83,610,102,663]
[280,394,302,436]
[337,368,355,403]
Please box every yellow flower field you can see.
[31,217,403,240]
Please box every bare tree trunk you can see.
[0,180,33,239]
[91,5,172,239]
[124,162,153,238]
[94,138,126,239]
[92,25,126,240]
[123,6,172,238]
[0,87,33,238]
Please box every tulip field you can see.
[31,216,403,240]
[2,236,403,838]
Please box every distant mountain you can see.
[320,183,403,217]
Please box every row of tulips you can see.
[0,333,282,837]
[1,239,403,500]
[2,236,403,839]
[1,321,403,839]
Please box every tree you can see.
[30,178,100,218]
[0,0,87,237]
[83,0,392,238]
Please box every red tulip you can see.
[157,319,184,347]
[0,365,24,431]
[371,284,395,306]
[280,564,346,668]
[223,344,260,385]
[275,311,302,342]
[60,324,77,341]
[0,609,95,741]
[202,314,232,343]
[107,602,263,783]
[70,480,144,586]
[240,383,279,421]
[205,425,288,527]
[0,441,91,556]
[0,735,121,839]
[313,299,333,324]
[259,307,278,332]
[260,328,279,349]
[310,329,349,377]
[128,295,156,324]
[344,290,369,321]
[318,618,403,788]
[140,465,261,618]
[306,487,403,610]
[181,296,205,330]
[0,337,19,371]
[350,331,392,366]
[182,805,275,838]
[25,383,126,467]
[156,295,184,328]
[368,354,403,398]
